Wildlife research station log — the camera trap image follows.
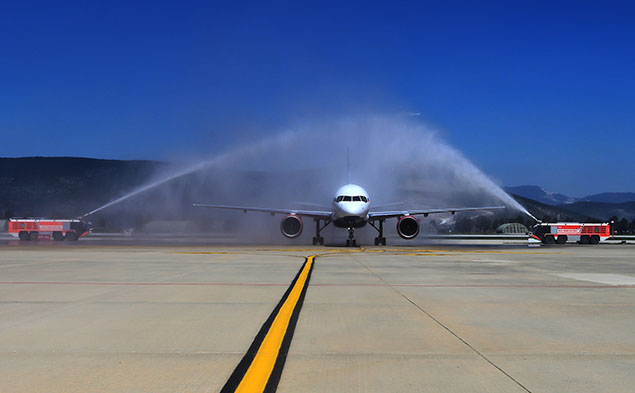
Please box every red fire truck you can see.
[530,222,611,244]
[8,218,92,241]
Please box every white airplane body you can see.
[194,183,504,246]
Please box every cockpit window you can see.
[338,195,368,202]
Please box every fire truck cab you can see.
[8,218,92,241]
[530,222,611,244]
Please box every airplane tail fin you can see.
[346,147,350,184]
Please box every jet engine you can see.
[396,215,420,239]
[280,214,303,238]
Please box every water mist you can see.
[80,115,536,233]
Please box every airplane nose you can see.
[345,204,364,215]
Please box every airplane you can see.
[193,183,505,246]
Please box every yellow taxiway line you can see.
[221,255,316,393]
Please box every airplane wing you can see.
[370,202,405,210]
[293,201,333,210]
[192,203,333,220]
[369,206,505,220]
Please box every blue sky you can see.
[1,1,634,195]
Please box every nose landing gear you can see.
[346,227,357,247]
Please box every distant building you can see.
[496,223,528,234]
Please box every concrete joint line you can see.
[351,255,533,393]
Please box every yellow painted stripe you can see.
[234,255,315,393]
[365,248,564,255]
[170,251,239,255]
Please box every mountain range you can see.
[1,158,634,227]
[504,185,635,206]
[505,185,635,221]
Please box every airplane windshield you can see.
[337,195,367,202]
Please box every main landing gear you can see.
[369,219,387,246]
[312,219,330,245]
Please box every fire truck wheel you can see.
[556,235,567,244]
[590,235,600,244]
[580,236,590,244]
[543,236,555,244]
[65,232,78,241]
[19,231,31,241]
[53,232,65,241]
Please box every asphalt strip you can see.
[220,255,316,393]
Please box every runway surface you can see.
[1,240,634,392]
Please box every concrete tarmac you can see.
[1,241,634,392]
